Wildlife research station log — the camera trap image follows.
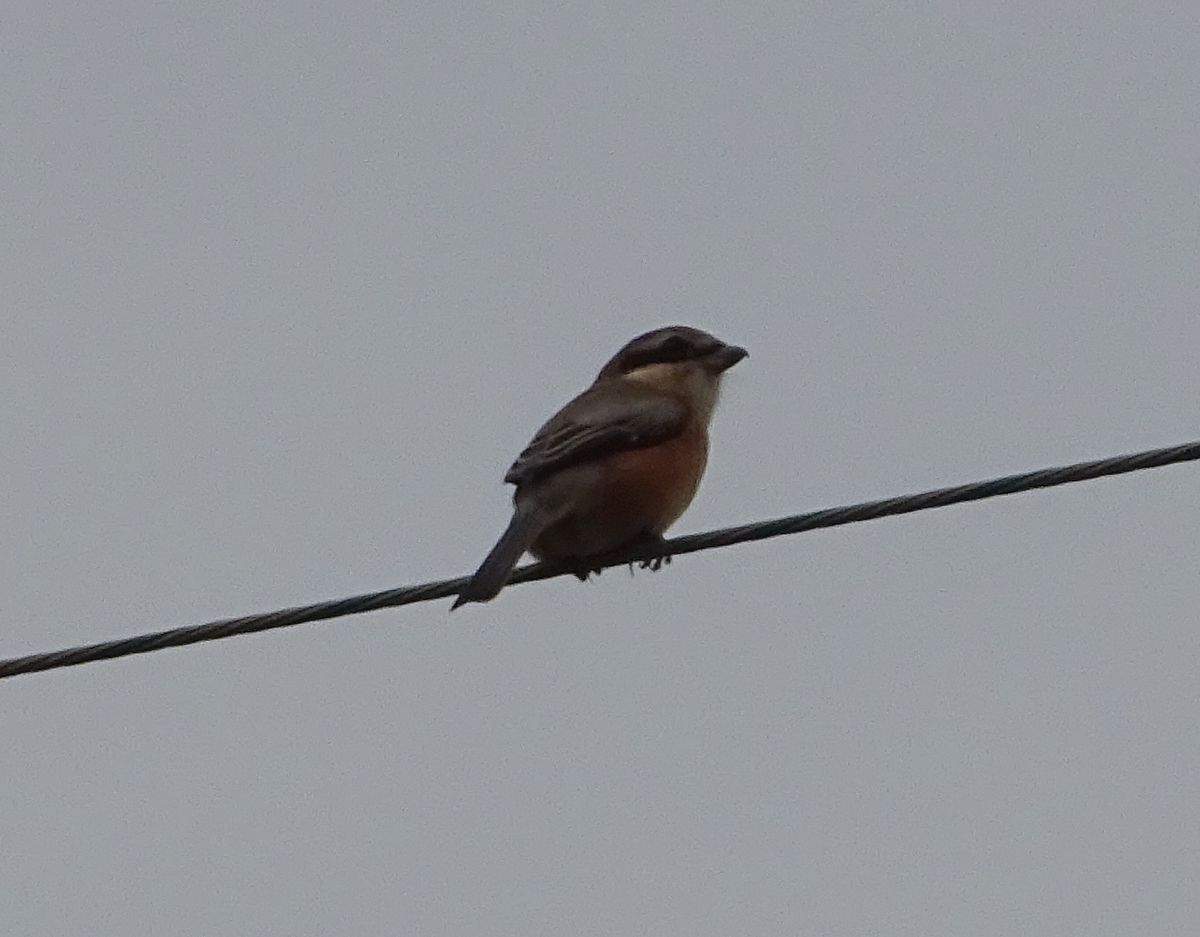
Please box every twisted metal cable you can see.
[2,439,1197,680]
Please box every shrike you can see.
[453,325,747,608]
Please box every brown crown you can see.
[596,326,747,380]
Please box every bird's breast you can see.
[526,421,711,561]
[600,423,709,532]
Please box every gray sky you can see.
[3,2,1199,935]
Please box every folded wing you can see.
[504,381,689,486]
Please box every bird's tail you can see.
[452,506,545,609]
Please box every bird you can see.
[452,325,747,609]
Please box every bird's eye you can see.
[658,335,692,358]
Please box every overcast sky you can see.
[3,2,1199,935]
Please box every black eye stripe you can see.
[600,328,726,378]
[622,343,694,370]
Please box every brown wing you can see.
[504,381,689,486]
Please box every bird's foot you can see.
[570,561,604,582]
[629,534,672,573]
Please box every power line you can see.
[1,439,1197,681]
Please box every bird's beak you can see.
[708,343,748,373]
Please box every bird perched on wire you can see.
[452,325,747,608]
